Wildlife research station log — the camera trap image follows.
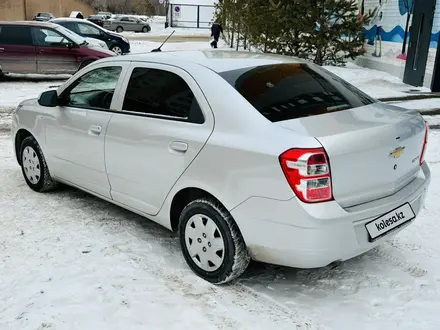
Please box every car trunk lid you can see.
[277,103,426,208]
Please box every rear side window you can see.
[122,67,204,123]
[219,63,376,122]
[77,23,101,36]
[0,26,33,46]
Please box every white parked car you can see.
[11,51,431,284]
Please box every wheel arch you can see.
[169,187,230,233]
[14,128,35,165]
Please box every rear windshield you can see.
[218,63,376,122]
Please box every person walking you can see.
[210,20,223,49]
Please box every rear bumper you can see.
[231,162,431,268]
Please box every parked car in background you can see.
[87,15,106,27]
[51,18,130,55]
[33,13,55,22]
[0,21,114,75]
[109,16,151,33]
[96,11,112,19]
[11,51,431,284]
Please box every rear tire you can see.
[178,197,250,284]
[20,136,58,193]
[116,26,123,33]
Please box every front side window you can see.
[77,23,101,36]
[0,26,33,46]
[62,66,122,110]
[32,27,70,47]
[219,63,376,122]
[122,67,203,123]
[121,17,129,22]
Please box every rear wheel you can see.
[178,197,250,284]
[116,26,123,33]
[110,44,123,55]
[20,136,57,193]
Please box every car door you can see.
[105,62,214,215]
[32,26,81,74]
[44,62,128,198]
[76,22,105,43]
[0,25,36,74]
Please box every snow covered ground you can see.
[2,39,440,329]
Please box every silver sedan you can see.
[109,16,151,33]
[11,51,431,284]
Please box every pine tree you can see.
[216,0,375,66]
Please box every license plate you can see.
[365,203,415,241]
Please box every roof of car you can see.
[51,17,90,23]
[99,50,305,73]
[0,21,58,28]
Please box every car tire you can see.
[110,44,123,55]
[142,26,150,33]
[78,60,94,71]
[20,135,58,193]
[116,26,123,33]
[178,197,250,284]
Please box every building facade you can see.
[0,0,94,21]
[357,0,440,90]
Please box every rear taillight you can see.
[420,121,429,165]
[279,148,333,203]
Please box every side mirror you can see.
[38,90,59,107]
[65,42,74,48]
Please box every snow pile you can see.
[324,62,431,99]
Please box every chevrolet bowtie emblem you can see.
[390,146,405,159]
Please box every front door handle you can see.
[0,48,4,52]
[169,141,188,153]
[89,125,102,135]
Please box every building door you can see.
[403,0,436,87]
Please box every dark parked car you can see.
[96,11,112,19]
[33,12,55,22]
[51,18,131,55]
[0,21,114,75]
[87,15,105,27]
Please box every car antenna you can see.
[151,30,175,52]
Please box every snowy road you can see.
[1,131,439,330]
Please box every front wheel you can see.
[20,136,58,193]
[179,197,250,284]
[110,44,123,55]
[116,26,123,33]
[142,26,150,33]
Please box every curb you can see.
[378,94,440,102]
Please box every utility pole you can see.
[23,0,28,20]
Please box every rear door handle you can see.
[0,48,4,52]
[169,141,188,153]
[89,125,102,135]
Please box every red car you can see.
[0,21,115,75]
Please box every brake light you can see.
[420,121,429,165]
[279,148,333,203]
